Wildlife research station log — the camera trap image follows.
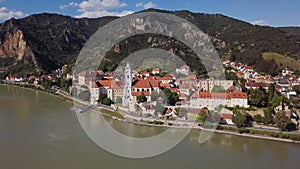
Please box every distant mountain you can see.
[1,9,300,78]
[279,27,300,36]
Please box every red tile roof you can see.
[131,92,151,96]
[181,65,190,69]
[98,80,112,87]
[133,80,152,88]
[220,113,233,119]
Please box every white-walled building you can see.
[189,91,248,110]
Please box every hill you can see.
[0,9,300,77]
[279,27,300,36]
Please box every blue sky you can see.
[0,0,299,27]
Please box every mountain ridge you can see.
[0,9,300,77]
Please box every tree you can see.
[263,108,274,125]
[102,97,112,106]
[137,93,147,103]
[98,94,107,103]
[293,85,300,94]
[163,88,179,106]
[244,113,253,127]
[155,102,164,114]
[268,83,275,102]
[274,111,289,131]
[196,109,208,124]
[225,71,238,80]
[270,93,283,108]
[116,96,122,104]
[151,91,160,101]
[77,90,91,102]
[248,88,268,107]
[253,114,263,124]
[232,110,246,128]
[212,85,226,93]
[286,122,298,131]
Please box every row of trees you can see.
[232,107,298,131]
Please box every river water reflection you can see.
[0,85,299,169]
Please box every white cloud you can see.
[135,2,157,9]
[78,0,127,12]
[0,7,26,20]
[62,0,132,18]
[143,2,157,9]
[251,20,268,26]
[135,3,143,8]
[59,2,79,10]
[75,10,134,18]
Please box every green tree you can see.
[253,114,263,124]
[293,85,300,94]
[151,91,160,101]
[270,93,283,108]
[77,90,91,102]
[248,88,268,107]
[137,93,147,103]
[212,85,226,93]
[163,88,179,106]
[244,113,253,127]
[286,122,298,131]
[263,108,274,125]
[225,72,238,80]
[196,109,208,124]
[155,102,164,114]
[268,83,275,102]
[232,110,246,128]
[98,94,107,103]
[163,88,172,99]
[274,111,289,131]
[116,96,122,104]
[102,97,112,106]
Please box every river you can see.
[0,85,300,169]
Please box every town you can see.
[3,59,300,134]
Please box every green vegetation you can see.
[248,88,268,108]
[102,98,112,106]
[137,93,147,103]
[232,109,253,128]
[262,52,300,72]
[274,111,290,131]
[163,88,179,106]
[100,109,125,120]
[211,85,226,93]
[147,120,164,125]
[196,109,208,124]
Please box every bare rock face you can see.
[0,29,37,65]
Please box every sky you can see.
[0,0,299,27]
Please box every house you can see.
[245,82,269,90]
[176,65,191,75]
[90,81,101,104]
[152,68,160,75]
[282,67,294,76]
[199,80,233,92]
[189,91,248,110]
[130,79,160,102]
[219,109,234,125]
[107,80,124,102]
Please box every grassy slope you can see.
[262,52,300,71]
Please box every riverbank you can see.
[2,82,300,144]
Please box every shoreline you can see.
[1,82,300,144]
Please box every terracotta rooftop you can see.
[131,92,151,97]
[133,80,152,88]
[98,80,112,87]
